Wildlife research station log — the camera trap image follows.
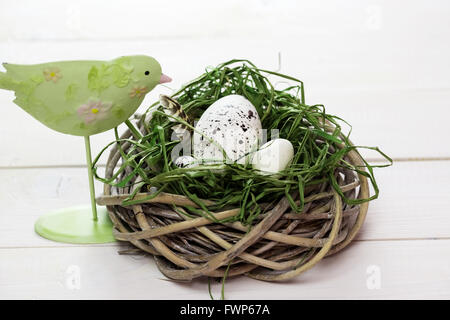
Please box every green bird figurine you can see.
[0,55,171,244]
[0,55,171,136]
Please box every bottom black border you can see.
[1,300,448,318]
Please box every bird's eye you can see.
[144,71,150,76]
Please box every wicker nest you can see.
[97,118,369,282]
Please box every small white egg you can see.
[251,138,294,175]
[174,155,196,168]
[193,95,262,164]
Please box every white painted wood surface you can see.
[1,240,449,299]
[0,0,449,299]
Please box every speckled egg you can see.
[193,95,262,164]
[174,155,196,168]
[251,138,294,175]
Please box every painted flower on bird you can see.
[77,100,112,124]
[129,85,149,98]
[43,67,62,83]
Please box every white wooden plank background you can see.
[1,240,449,299]
[0,0,449,299]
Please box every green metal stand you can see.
[34,136,115,244]
[84,135,98,221]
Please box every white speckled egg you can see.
[174,155,196,168]
[251,138,294,175]
[193,95,262,164]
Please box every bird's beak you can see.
[159,74,172,84]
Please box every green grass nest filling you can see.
[93,59,392,226]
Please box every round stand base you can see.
[35,206,116,244]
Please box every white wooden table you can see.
[1,0,449,299]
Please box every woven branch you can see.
[98,119,370,281]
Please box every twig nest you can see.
[96,60,387,283]
[101,120,370,282]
